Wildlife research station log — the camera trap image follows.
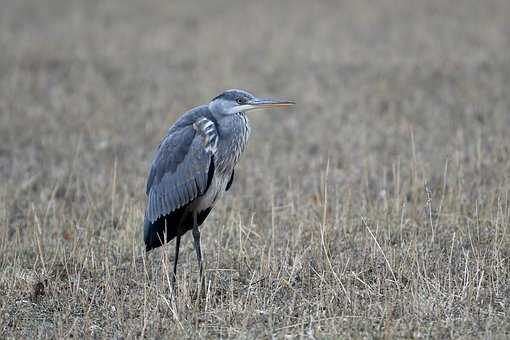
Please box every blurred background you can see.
[2,0,509,199]
[1,0,510,337]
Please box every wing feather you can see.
[185,182,192,201]
[145,117,218,224]
[162,192,170,213]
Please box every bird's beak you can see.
[229,98,295,113]
[245,98,295,111]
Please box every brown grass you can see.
[1,0,510,338]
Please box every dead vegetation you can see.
[1,0,510,338]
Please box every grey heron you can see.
[143,89,294,284]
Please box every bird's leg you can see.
[171,212,188,290]
[192,212,205,290]
[172,234,181,289]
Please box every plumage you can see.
[143,89,294,285]
[226,170,234,191]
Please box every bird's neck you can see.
[217,112,249,136]
[215,113,251,172]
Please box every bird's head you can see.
[208,89,294,116]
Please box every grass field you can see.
[1,0,510,338]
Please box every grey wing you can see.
[145,118,218,223]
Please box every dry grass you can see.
[1,0,510,338]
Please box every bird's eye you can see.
[236,98,246,105]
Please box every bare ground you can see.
[1,0,510,338]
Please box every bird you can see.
[143,89,294,285]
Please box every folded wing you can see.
[144,117,218,241]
